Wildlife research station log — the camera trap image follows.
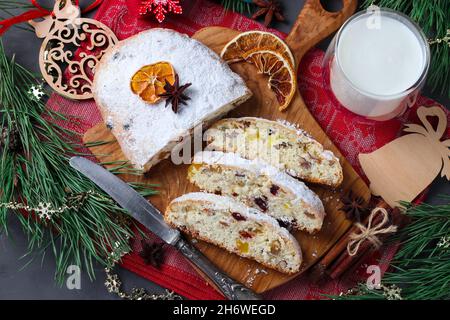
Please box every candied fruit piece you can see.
[236,240,249,254]
[270,240,281,254]
[239,230,253,239]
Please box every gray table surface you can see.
[1,0,448,300]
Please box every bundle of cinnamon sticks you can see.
[310,199,410,281]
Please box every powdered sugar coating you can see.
[193,151,325,217]
[93,29,251,170]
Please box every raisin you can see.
[235,172,246,178]
[270,185,280,195]
[277,219,293,231]
[239,230,253,239]
[232,212,246,221]
[232,192,238,197]
[254,196,268,212]
[214,190,222,195]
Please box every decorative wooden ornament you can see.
[359,106,450,208]
[29,0,118,100]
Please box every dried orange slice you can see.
[243,49,296,111]
[130,61,175,103]
[221,31,295,67]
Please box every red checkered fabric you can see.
[46,0,449,299]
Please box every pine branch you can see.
[219,0,253,14]
[362,0,450,98]
[333,196,450,300]
[0,41,157,284]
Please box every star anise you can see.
[139,240,165,269]
[252,0,285,27]
[158,74,192,113]
[340,190,369,222]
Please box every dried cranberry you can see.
[239,230,253,239]
[232,212,246,221]
[232,192,238,197]
[254,196,268,212]
[270,185,280,195]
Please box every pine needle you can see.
[0,41,156,284]
[220,0,253,14]
[333,196,450,300]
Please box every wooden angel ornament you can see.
[359,106,449,208]
[29,0,118,100]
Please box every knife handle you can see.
[175,237,262,300]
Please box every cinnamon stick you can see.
[327,206,408,279]
[309,199,395,281]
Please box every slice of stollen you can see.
[165,192,302,274]
[204,117,343,187]
[188,151,325,233]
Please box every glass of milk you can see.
[323,7,430,120]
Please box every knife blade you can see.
[69,156,180,245]
[69,156,261,300]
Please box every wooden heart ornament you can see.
[359,106,450,208]
[29,0,118,100]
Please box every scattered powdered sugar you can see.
[276,119,312,138]
[94,28,251,169]
[245,267,269,287]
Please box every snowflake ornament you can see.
[382,285,402,300]
[105,269,122,294]
[37,202,53,220]
[139,0,183,23]
[27,84,45,101]
[437,235,450,249]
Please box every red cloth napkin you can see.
[46,0,449,300]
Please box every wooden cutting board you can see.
[84,0,368,294]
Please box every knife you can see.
[69,156,261,300]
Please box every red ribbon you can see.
[0,0,104,36]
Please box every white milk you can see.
[329,10,429,120]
